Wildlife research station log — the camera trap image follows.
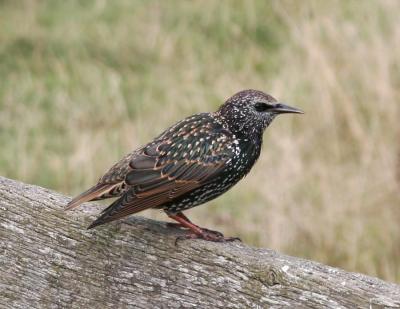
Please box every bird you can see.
[65,89,303,242]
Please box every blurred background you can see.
[1,1,399,282]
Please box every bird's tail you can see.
[65,183,112,211]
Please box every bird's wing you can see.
[88,114,235,228]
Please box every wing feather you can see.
[65,183,117,210]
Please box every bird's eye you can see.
[254,102,273,112]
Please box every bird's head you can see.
[217,89,303,138]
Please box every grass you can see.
[1,0,399,282]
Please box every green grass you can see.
[1,0,399,282]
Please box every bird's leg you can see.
[165,212,203,229]
[176,212,225,236]
[165,212,194,229]
[167,212,241,244]
[166,212,222,235]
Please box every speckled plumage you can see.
[66,89,303,242]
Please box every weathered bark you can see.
[0,176,399,309]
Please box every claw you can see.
[174,228,241,245]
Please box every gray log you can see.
[0,176,399,309]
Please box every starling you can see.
[66,89,303,242]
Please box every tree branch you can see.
[0,176,399,308]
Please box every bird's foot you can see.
[167,222,224,236]
[175,228,241,245]
[199,228,225,237]
[167,212,241,245]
